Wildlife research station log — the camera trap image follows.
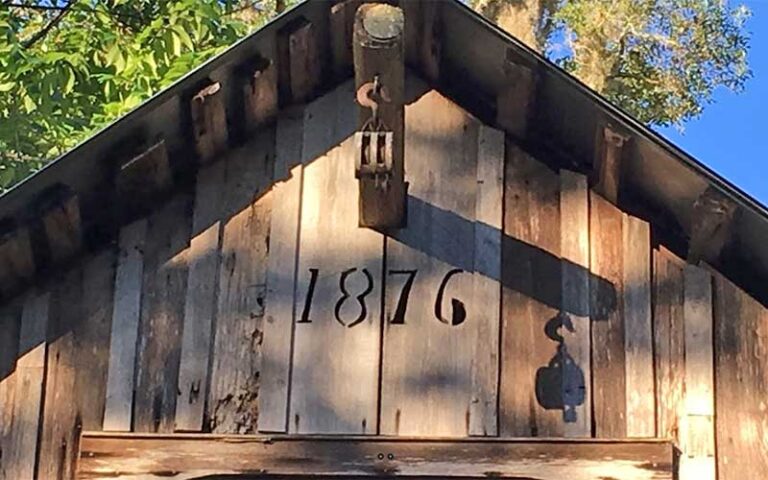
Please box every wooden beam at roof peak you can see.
[688,186,737,264]
[592,125,629,204]
[354,2,406,228]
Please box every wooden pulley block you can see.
[354,130,394,188]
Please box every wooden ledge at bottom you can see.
[78,433,674,480]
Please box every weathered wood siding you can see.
[0,80,763,480]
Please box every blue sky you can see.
[656,0,768,204]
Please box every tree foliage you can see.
[0,0,294,192]
[472,0,751,127]
[0,0,752,193]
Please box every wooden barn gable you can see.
[0,1,766,479]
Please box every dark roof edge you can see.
[451,0,768,221]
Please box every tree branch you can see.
[22,1,75,49]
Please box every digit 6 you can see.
[434,269,467,326]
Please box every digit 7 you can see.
[388,269,417,324]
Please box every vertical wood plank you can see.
[652,248,686,442]
[499,144,562,437]
[623,215,654,437]
[589,192,626,438]
[0,303,21,479]
[468,125,504,437]
[290,82,383,434]
[103,219,148,432]
[134,196,191,433]
[77,250,117,431]
[208,129,275,434]
[680,264,715,479]
[176,161,226,432]
[713,272,768,480]
[38,268,81,480]
[560,170,591,438]
[4,292,48,480]
[381,90,496,437]
[259,109,304,433]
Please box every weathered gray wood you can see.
[175,161,226,432]
[103,219,148,432]
[78,434,675,480]
[191,81,228,164]
[39,268,82,480]
[680,264,714,479]
[688,186,737,264]
[622,214,654,437]
[500,144,562,437]
[0,224,34,298]
[354,3,406,228]
[713,272,768,480]
[381,90,491,437]
[468,125,504,437]
[4,292,48,480]
[207,129,274,434]
[290,82,382,434]
[259,109,304,433]
[593,126,628,204]
[76,250,117,431]
[134,196,191,433]
[589,192,626,438]
[652,248,686,442]
[0,303,21,479]
[560,170,591,438]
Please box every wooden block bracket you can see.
[688,186,737,264]
[191,81,228,164]
[34,183,82,264]
[593,125,629,204]
[242,54,278,132]
[0,218,35,297]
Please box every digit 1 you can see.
[298,268,319,323]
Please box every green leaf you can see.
[0,82,13,92]
[23,95,36,113]
[170,31,182,57]
[63,67,75,94]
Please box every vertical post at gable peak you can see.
[353,3,406,228]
